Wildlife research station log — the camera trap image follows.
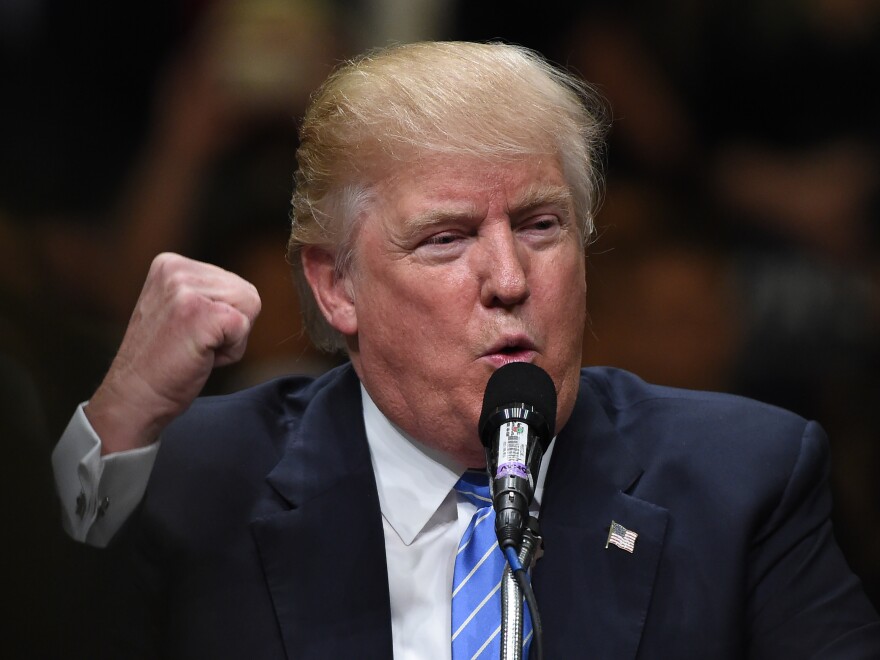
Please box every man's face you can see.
[342,155,586,466]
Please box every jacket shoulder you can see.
[577,366,823,508]
[580,366,811,442]
[145,364,357,508]
[163,364,353,454]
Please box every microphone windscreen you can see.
[478,362,557,440]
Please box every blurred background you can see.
[2,0,878,655]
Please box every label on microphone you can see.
[496,421,529,479]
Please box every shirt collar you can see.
[361,385,464,545]
[360,384,556,544]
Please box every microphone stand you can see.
[500,520,541,660]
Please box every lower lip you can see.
[480,350,537,369]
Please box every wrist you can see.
[86,375,171,455]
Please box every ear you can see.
[301,246,358,336]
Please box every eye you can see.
[529,217,558,231]
[423,233,462,246]
[413,230,472,262]
[519,215,561,235]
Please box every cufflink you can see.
[75,491,86,519]
[97,496,110,518]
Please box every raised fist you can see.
[86,253,262,454]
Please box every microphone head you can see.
[478,362,557,446]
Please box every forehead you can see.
[372,154,573,219]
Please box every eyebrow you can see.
[401,203,482,238]
[508,183,573,216]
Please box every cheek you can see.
[355,269,465,352]
[537,251,586,310]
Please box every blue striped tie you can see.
[451,471,533,659]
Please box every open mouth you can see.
[482,337,538,366]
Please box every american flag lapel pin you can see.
[606,520,638,553]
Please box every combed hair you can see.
[288,41,608,353]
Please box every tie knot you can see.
[455,470,492,508]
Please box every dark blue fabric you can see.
[103,364,880,659]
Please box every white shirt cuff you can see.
[51,403,160,547]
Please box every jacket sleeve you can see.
[746,420,880,658]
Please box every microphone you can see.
[479,362,556,550]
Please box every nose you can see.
[477,225,530,308]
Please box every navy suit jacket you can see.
[103,364,880,658]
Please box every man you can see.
[53,42,880,658]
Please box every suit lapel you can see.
[248,366,669,657]
[250,367,394,659]
[535,376,669,659]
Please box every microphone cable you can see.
[503,542,543,660]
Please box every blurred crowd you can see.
[2,0,878,656]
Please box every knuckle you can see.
[164,267,190,292]
[250,293,263,318]
[151,251,181,275]
[226,307,251,340]
[169,286,206,322]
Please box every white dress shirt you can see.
[52,404,160,547]
[51,385,553,659]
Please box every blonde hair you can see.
[288,41,607,352]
